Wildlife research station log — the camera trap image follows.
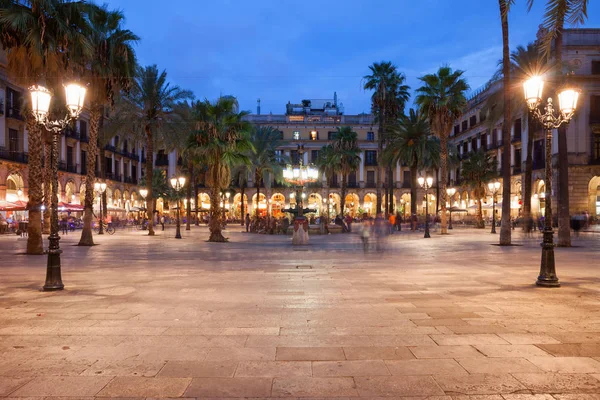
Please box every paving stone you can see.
[430,334,509,346]
[342,346,415,360]
[10,376,113,397]
[312,360,390,377]
[512,372,600,393]
[525,356,600,373]
[536,343,600,357]
[0,377,32,396]
[184,377,272,397]
[354,375,445,396]
[385,358,468,376]
[205,347,276,361]
[456,357,542,374]
[276,347,346,361]
[497,333,561,345]
[157,361,238,377]
[433,374,526,395]
[95,377,191,397]
[272,377,358,397]
[235,361,312,377]
[409,345,484,359]
[474,345,551,358]
[80,359,166,377]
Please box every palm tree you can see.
[249,126,285,223]
[333,127,361,217]
[188,97,252,242]
[121,65,193,236]
[383,109,440,226]
[363,62,410,214]
[527,0,589,247]
[461,150,499,228]
[415,66,469,234]
[231,164,251,225]
[316,144,338,219]
[77,5,138,246]
[0,0,92,254]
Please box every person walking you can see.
[245,213,250,232]
[160,214,165,231]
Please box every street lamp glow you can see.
[558,88,579,116]
[170,177,177,188]
[64,83,87,118]
[523,76,544,108]
[417,176,424,187]
[139,188,148,199]
[29,85,52,123]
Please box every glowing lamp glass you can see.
[65,83,86,118]
[523,76,544,108]
[30,85,52,123]
[558,88,579,116]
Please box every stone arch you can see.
[344,193,359,216]
[307,192,322,214]
[64,180,77,204]
[588,176,600,217]
[113,188,122,207]
[270,193,285,218]
[5,172,25,201]
[79,183,86,204]
[252,193,267,216]
[198,192,210,210]
[327,192,341,216]
[363,193,377,216]
[382,194,397,212]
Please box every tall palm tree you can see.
[527,0,589,247]
[415,66,469,234]
[77,5,138,246]
[461,150,499,228]
[189,97,252,242]
[383,109,440,225]
[363,62,410,214]
[0,0,92,254]
[231,163,251,225]
[316,144,338,218]
[121,65,193,236]
[498,0,514,245]
[333,126,361,217]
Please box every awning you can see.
[57,202,84,212]
[0,200,25,211]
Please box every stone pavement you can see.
[1,226,600,399]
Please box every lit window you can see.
[293,131,300,140]
[310,130,318,140]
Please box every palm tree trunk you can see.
[26,117,44,255]
[376,113,385,214]
[255,176,260,223]
[240,185,245,226]
[499,0,512,245]
[435,169,440,216]
[522,111,534,232]
[42,138,51,235]
[145,125,155,236]
[186,164,192,231]
[387,166,393,215]
[478,197,484,228]
[208,173,225,242]
[555,27,571,247]
[439,133,449,234]
[410,164,418,226]
[194,175,199,226]
[79,106,100,246]
[340,173,347,219]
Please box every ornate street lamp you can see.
[94,182,107,235]
[418,176,433,239]
[30,83,86,291]
[282,146,319,244]
[446,187,456,230]
[170,176,186,239]
[488,180,501,234]
[524,75,579,287]
[139,188,148,230]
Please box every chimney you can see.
[257,98,261,115]
[334,92,338,107]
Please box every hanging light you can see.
[557,88,580,117]
[523,76,544,109]
[30,85,52,123]
[65,83,87,118]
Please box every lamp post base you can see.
[43,248,64,291]
[292,216,309,245]
[536,229,560,287]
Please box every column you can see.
[138,148,142,181]
[395,163,401,185]
[60,136,66,161]
[111,154,115,178]
[303,151,308,166]
[75,141,81,173]
[359,151,365,187]
[168,151,176,177]
[120,157,124,182]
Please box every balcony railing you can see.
[365,161,378,166]
[64,128,80,140]
[155,157,169,166]
[401,181,411,189]
[81,166,87,175]
[66,164,78,173]
[347,182,359,188]
[533,159,545,170]
[511,135,522,143]
[0,148,28,163]
[513,165,522,174]
[104,144,116,152]
[365,181,376,188]
[6,107,24,120]
[124,176,137,184]
[58,161,67,171]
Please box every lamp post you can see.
[282,145,319,245]
[170,176,186,239]
[418,176,433,239]
[94,182,107,234]
[139,188,148,230]
[30,83,86,291]
[524,75,579,287]
[488,180,501,234]
[446,187,456,230]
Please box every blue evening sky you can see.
[104,0,600,115]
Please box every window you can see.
[67,146,74,167]
[462,142,468,154]
[79,120,87,139]
[514,148,522,173]
[329,174,338,187]
[480,111,487,123]
[454,125,460,135]
[471,138,477,152]
[592,61,600,75]
[514,118,522,140]
[402,170,411,187]
[131,163,136,178]
[367,131,375,141]
[311,150,319,163]
[276,130,283,140]
[123,140,128,153]
[105,156,112,173]
[8,129,19,153]
[293,131,300,140]
[594,134,600,161]
[469,115,477,127]
[348,172,357,186]
[290,150,299,164]
[481,133,487,150]
[81,151,87,174]
[327,131,336,140]
[6,88,22,119]
[461,120,468,131]
[365,150,377,166]
[367,171,376,186]
[591,95,600,124]
[310,130,319,140]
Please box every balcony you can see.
[155,156,169,166]
[64,127,80,140]
[124,176,138,184]
[513,165,522,174]
[0,148,28,163]
[66,164,78,174]
[105,172,115,181]
[365,181,376,188]
[6,107,24,120]
[401,181,411,189]
[58,161,67,171]
[511,135,522,144]
[81,166,87,175]
[533,159,545,170]
[364,161,378,167]
[104,144,116,152]
[347,182,359,189]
